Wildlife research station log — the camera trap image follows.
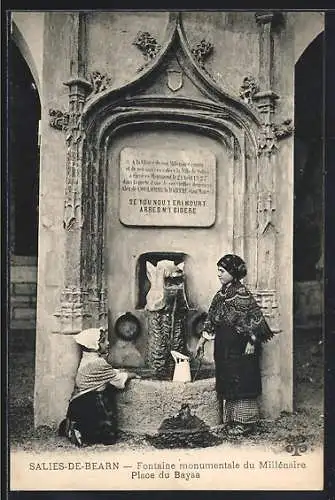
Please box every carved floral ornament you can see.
[239,76,260,104]
[191,39,214,67]
[257,119,294,156]
[88,71,112,95]
[133,31,161,72]
[49,71,113,132]
[49,109,70,131]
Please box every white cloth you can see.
[145,260,184,311]
[202,330,215,341]
[73,328,102,351]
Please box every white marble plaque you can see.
[119,147,216,226]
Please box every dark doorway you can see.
[9,38,41,337]
[293,32,324,414]
[294,33,324,283]
[9,39,41,257]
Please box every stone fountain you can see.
[114,259,222,447]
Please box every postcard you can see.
[8,9,325,491]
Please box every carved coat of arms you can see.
[167,69,183,92]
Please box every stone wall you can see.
[10,257,37,330]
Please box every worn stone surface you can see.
[34,334,81,427]
[107,129,232,337]
[116,377,220,435]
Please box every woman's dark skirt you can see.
[59,385,118,445]
[214,347,262,400]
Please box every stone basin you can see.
[115,376,221,437]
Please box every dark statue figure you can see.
[145,260,189,379]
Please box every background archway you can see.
[294,32,324,284]
[9,38,41,334]
[293,32,324,413]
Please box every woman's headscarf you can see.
[73,328,103,351]
[217,254,247,280]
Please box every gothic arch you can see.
[81,12,261,131]
[75,93,258,327]
[55,11,291,351]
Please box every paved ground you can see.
[8,328,324,452]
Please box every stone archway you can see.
[9,38,41,335]
[294,31,324,329]
[293,31,324,415]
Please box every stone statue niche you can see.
[145,259,190,379]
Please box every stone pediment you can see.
[81,13,260,128]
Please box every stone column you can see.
[253,11,293,417]
[54,13,92,335]
[34,13,93,428]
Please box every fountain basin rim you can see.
[127,376,216,387]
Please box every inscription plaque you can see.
[119,148,216,227]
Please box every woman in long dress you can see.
[59,327,138,446]
[196,254,275,437]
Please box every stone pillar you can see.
[54,13,92,335]
[34,13,93,428]
[253,11,293,417]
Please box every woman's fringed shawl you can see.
[203,281,274,343]
[71,353,129,401]
[203,281,275,399]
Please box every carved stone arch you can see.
[81,13,262,135]
[55,8,296,334]
[76,95,259,327]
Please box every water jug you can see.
[171,350,191,382]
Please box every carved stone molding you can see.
[257,192,276,233]
[78,96,249,336]
[54,287,90,334]
[62,78,92,231]
[49,109,70,131]
[255,11,276,25]
[191,39,214,67]
[255,11,283,27]
[273,119,294,140]
[257,119,293,156]
[239,76,259,105]
[99,288,108,324]
[54,287,108,334]
[253,90,279,116]
[254,11,283,126]
[257,122,278,156]
[63,113,84,230]
[88,71,112,96]
[133,31,161,71]
[53,13,106,335]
